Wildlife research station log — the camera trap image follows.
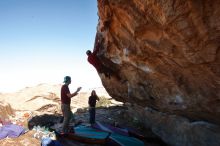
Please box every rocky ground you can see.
[0,105,167,146]
[0,84,167,145]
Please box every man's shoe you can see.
[67,127,75,134]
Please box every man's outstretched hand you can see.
[76,87,82,92]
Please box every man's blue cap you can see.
[63,76,71,83]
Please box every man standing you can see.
[61,76,81,133]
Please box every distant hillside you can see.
[0,83,112,112]
[0,84,61,111]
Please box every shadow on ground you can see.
[27,105,167,146]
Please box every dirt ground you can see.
[0,105,167,146]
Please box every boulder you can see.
[96,0,220,145]
[0,101,14,120]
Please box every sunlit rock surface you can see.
[0,101,14,119]
[96,0,220,145]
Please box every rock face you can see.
[0,101,14,120]
[96,0,220,145]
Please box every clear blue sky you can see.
[0,0,102,92]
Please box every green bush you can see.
[96,96,112,107]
